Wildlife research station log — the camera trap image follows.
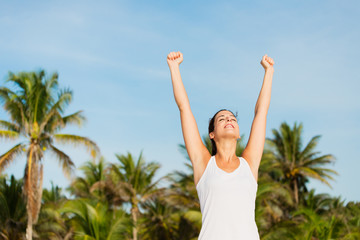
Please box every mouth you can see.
[224,124,234,128]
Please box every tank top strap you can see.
[195,155,215,190]
[240,156,258,186]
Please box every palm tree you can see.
[60,199,131,240]
[292,204,343,239]
[0,175,27,239]
[167,160,199,211]
[68,157,108,201]
[140,198,179,240]
[107,152,165,240]
[34,183,70,240]
[341,201,360,239]
[0,70,100,239]
[255,167,294,234]
[266,122,338,206]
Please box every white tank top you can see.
[196,156,260,240]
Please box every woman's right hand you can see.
[167,51,183,67]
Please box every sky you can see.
[0,0,359,203]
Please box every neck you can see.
[215,139,237,163]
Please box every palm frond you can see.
[0,120,20,132]
[0,87,28,131]
[53,134,100,158]
[257,180,293,206]
[45,72,59,92]
[37,90,72,134]
[178,144,190,161]
[62,110,86,128]
[0,143,25,172]
[55,88,73,114]
[0,130,20,140]
[115,153,135,179]
[49,145,75,178]
[303,154,336,167]
[299,135,321,160]
[298,167,334,187]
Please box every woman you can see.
[167,51,274,239]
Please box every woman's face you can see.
[210,110,240,141]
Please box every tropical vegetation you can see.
[1,71,359,239]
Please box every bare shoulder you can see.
[192,150,212,187]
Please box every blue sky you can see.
[0,0,359,202]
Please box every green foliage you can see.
[140,198,180,240]
[0,175,27,239]
[266,122,338,205]
[68,157,108,200]
[60,199,131,240]
[1,71,359,239]
[109,152,166,240]
[0,70,100,238]
[33,183,69,239]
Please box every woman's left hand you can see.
[260,54,274,71]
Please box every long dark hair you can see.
[208,109,238,156]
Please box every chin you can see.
[219,134,239,140]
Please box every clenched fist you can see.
[260,54,274,71]
[167,51,183,67]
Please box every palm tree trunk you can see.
[131,206,138,240]
[34,164,44,224]
[26,215,32,240]
[293,178,299,206]
[25,147,35,240]
[25,146,43,240]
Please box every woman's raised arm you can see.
[167,51,210,167]
[242,54,275,181]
